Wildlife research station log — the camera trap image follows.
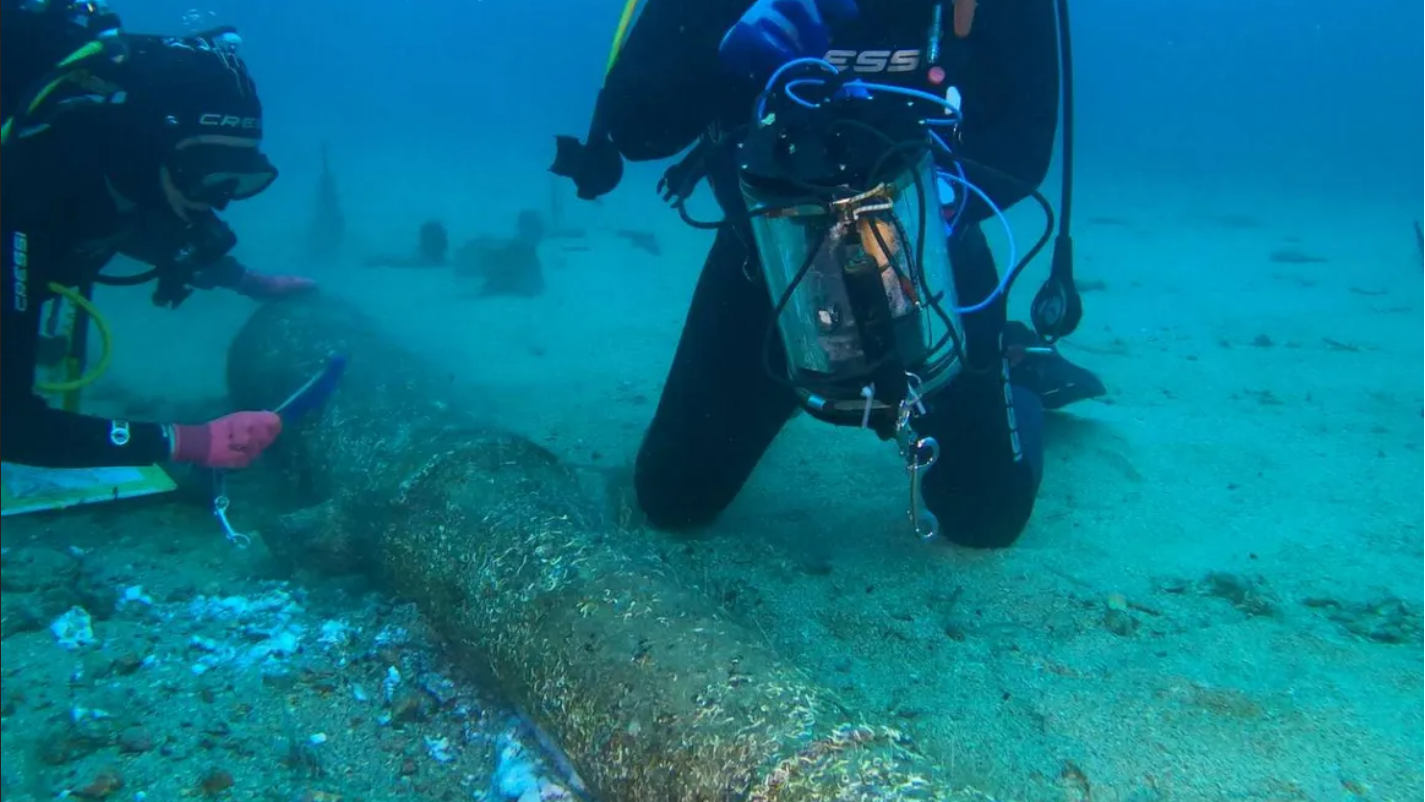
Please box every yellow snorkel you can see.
[605,0,642,76]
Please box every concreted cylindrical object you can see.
[226,297,975,802]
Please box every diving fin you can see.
[550,132,624,201]
[1004,322,1105,411]
[550,135,587,176]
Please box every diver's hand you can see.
[658,145,710,206]
[237,270,318,299]
[719,0,859,79]
[171,411,282,470]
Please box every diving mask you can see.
[167,136,278,209]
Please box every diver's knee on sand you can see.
[925,384,1045,549]
[633,437,735,530]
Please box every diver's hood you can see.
[116,33,264,141]
[104,33,276,207]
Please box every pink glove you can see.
[238,270,318,299]
[171,411,283,469]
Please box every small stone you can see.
[1104,607,1138,637]
[71,768,123,799]
[1103,594,1138,636]
[1059,761,1091,802]
[198,768,234,796]
[894,705,926,720]
[68,714,119,751]
[1201,572,1279,618]
[118,726,154,753]
[389,691,430,724]
[111,652,144,675]
[1338,771,1371,798]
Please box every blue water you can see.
[116,1,1424,209]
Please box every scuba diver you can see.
[552,0,1105,548]
[453,210,548,298]
[1,2,312,471]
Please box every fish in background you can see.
[306,142,345,261]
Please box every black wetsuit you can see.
[598,0,1065,547]
[1,112,249,469]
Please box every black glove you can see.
[152,213,237,308]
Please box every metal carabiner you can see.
[893,377,940,541]
[211,471,251,548]
[905,436,940,540]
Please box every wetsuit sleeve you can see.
[601,0,757,160]
[954,0,1061,223]
[0,154,173,469]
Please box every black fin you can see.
[550,135,585,178]
[551,134,624,200]
[1004,322,1106,410]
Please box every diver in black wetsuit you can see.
[554,0,1104,548]
[1,8,311,471]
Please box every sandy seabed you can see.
[5,160,1420,801]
